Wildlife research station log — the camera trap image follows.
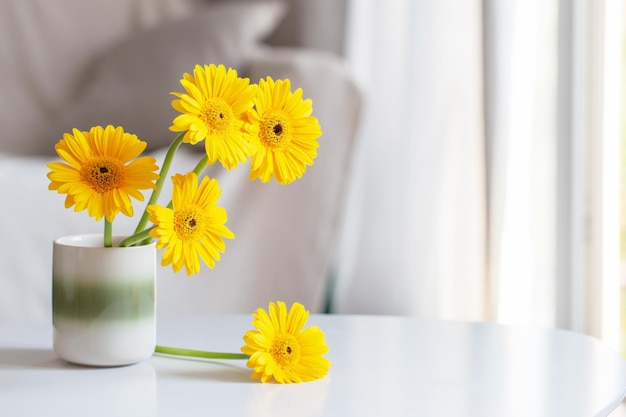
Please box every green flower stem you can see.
[132,132,185,237]
[118,227,154,248]
[192,154,209,177]
[122,134,210,247]
[104,219,113,247]
[161,154,209,212]
[154,345,249,360]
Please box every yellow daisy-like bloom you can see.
[170,64,257,170]
[241,301,330,383]
[147,171,234,276]
[46,125,159,222]
[246,77,322,185]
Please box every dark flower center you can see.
[81,158,124,193]
[174,207,203,240]
[260,111,291,150]
[271,333,300,366]
[200,98,233,133]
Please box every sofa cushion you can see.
[154,47,363,317]
[0,0,194,156]
[49,1,286,153]
[0,0,286,156]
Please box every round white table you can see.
[0,315,624,416]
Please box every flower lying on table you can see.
[46,64,329,382]
[157,301,331,384]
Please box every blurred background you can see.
[1,0,625,360]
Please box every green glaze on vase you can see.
[52,234,156,367]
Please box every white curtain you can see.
[331,0,623,347]
[332,0,487,321]
[483,0,560,327]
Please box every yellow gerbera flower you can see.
[246,77,322,185]
[241,301,330,383]
[147,171,234,276]
[170,64,257,170]
[46,125,159,222]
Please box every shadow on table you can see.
[0,347,93,369]
[153,354,252,383]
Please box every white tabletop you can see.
[0,315,624,417]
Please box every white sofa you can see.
[0,0,362,324]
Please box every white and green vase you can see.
[52,234,156,367]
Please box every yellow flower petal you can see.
[170,64,256,168]
[241,301,330,384]
[246,78,321,184]
[47,125,158,222]
[147,172,234,276]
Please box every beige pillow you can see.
[0,0,194,155]
[50,1,286,152]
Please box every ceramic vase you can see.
[52,234,156,366]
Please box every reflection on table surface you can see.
[1,315,625,417]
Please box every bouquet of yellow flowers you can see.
[47,64,321,273]
[46,64,330,383]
